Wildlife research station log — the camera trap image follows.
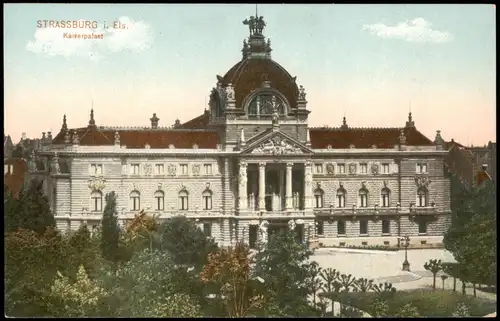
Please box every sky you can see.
[4,4,496,146]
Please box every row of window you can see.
[316,219,428,235]
[90,163,214,176]
[313,187,429,208]
[90,190,213,212]
[314,163,429,174]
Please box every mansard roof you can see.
[309,126,433,149]
[52,126,220,149]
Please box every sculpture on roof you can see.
[225,83,235,100]
[243,15,266,36]
[298,85,307,100]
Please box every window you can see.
[90,164,103,176]
[381,188,390,207]
[203,223,212,237]
[315,164,323,174]
[382,163,390,174]
[91,191,103,212]
[131,164,140,175]
[202,190,212,210]
[4,164,14,174]
[360,220,368,235]
[204,164,213,175]
[359,189,368,207]
[180,164,188,175]
[337,220,346,235]
[154,190,164,211]
[338,164,345,174]
[314,188,324,208]
[179,190,189,210]
[130,190,141,211]
[382,219,391,234]
[316,220,324,235]
[360,163,368,174]
[418,220,427,234]
[416,163,428,173]
[417,188,428,207]
[337,189,346,208]
[155,164,164,175]
[247,93,286,116]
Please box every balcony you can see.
[314,205,400,217]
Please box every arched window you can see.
[91,191,103,212]
[247,93,286,117]
[381,188,390,207]
[130,190,141,211]
[154,190,164,211]
[417,188,428,207]
[179,190,189,210]
[314,188,324,208]
[336,188,346,208]
[202,190,212,210]
[359,189,368,208]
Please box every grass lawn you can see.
[320,288,496,317]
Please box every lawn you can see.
[320,288,496,317]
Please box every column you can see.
[304,161,313,210]
[258,162,266,211]
[238,161,248,210]
[286,163,293,210]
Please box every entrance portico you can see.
[238,160,313,213]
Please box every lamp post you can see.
[399,235,411,271]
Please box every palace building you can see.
[29,15,451,248]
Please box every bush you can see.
[321,288,496,317]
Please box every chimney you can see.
[21,132,27,141]
[150,113,160,129]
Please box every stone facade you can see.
[30,14,452,248]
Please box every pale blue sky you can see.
[4,4,496,145]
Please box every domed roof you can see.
[220,15,299,110]
[222,58,299,110]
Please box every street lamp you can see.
[399,235,411,271]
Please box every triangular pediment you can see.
[241,130,313,155]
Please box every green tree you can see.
[100,191,120,265]
[423,259,442,290]
[5,227,64,317]
[99,250,201,317]
[158,215,218,271]
[64,225,103,279]
[47,265,109,317]
[444,179,496,287]
[254,231,315,316]
[4,180,55,234]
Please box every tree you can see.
[354,278,375,292]
[320,268,340,316]
[444,179,496,287]
[424,259,442,290]
[440,275,448,290]
[254,230,315,316]
[370,299,389,317]
[100,192,120,264]
[5,227,64,317]
[63,225,103,279]
[442,262,459,292]
[4,180,55,235]
[158,216,218,271]
[306,261,324,307]
[200,241,264,317]
[47,265,109,317]
[100,250,201,317]
[123,210,160,253]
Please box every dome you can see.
[222,59,299,110]
[220,15,299,111]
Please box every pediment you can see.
[241,131,313,155]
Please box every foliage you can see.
[200,241,264,317]
[306,261,324,306]
[444,179,496,286]
[423,259,443,290]
[5,227,65,317]
[253,230,315,316]
[394,303,420,317]
[47,265,109,317]
[4,180,56,235]
[98,249,201,317]
[63,225,103,279]
[123,210,160,253]
[100,192,120,264]
[452,302,470,317]
[156,293,202,317]
[370,299,389,317]
[319,268,341,316]
[158,215,218,270]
